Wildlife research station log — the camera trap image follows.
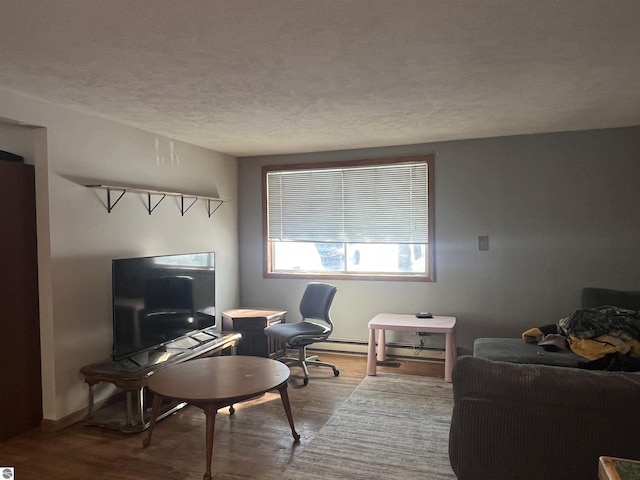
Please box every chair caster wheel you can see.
[303,377,309,386]
[333,369,340,377]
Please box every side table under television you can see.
[79,332,242,433]
[222,308,287,358]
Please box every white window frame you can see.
[262,154,435,281]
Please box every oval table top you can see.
[147,356,290,405]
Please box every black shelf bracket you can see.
[145,193,166,215]
[106,187,127,213]
[207,199,223,218]
[180,195,198,216]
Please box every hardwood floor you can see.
[0,353,443,480]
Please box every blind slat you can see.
[267,161,428,243]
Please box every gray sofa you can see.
[449,355,640,480]
[473,287,640,366]
[449,287,640,480]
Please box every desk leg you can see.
[142,394,162,448]
[444,332,457,383]
[203,405,218,480]
[376,329,387,362]
[278,383,300,442]
[366,328,377,376]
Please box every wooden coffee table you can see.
[143,356,300,480]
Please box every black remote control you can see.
[415,312,433,318]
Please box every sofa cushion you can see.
[473,337,585,367]
[474,288,640,369]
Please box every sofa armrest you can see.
[449,356,640,480]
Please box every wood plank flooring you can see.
[0,353,443,480]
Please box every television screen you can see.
[112,252,216,361]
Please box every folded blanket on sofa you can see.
[559,305,640,339]
[558,306,640,361]
[522,306,640,363]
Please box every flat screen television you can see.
[112,251,217,361]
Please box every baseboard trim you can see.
[41,409,86,432]
[307,338,445,362]
[40,392,121,432]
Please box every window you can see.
[263,154,434,281]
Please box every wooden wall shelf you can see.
[86,184,227,217]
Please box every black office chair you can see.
[264,282,339,385]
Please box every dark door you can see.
[0,159,42,441]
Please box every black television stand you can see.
[79,332,242,433]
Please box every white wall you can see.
[0,89,239,422]
[238,127,640,355]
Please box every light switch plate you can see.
[478,235,489,251]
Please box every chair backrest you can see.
[299,282,337,326]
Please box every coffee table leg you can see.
[203,405,218,480]
[278,384,300,442]
[142,393,163,448]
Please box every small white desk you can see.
[367,313,457,382]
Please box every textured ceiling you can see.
[1,1,639,157]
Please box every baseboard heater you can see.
[306,338,445,362]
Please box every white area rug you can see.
[283,373,455,480]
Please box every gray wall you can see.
[238,127,640,354]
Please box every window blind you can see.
[266,161,428,243]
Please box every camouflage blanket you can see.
[559,306,640,340]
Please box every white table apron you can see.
[366,313,457,382]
